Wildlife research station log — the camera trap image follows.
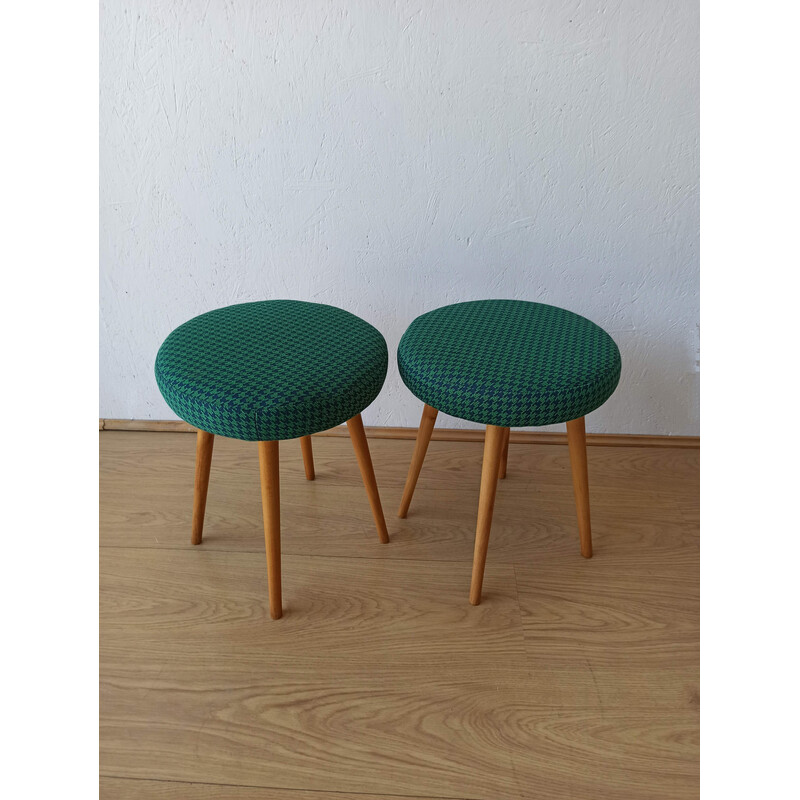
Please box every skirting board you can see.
[99,419,699,449]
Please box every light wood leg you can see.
[258,440,282,619]
[566,416,593,558]
[469,425,508,605]
[499,427,510,480]
[191,430,214,545]
[300,435,315,481]
[397,403,438,518]
[346,413,390,543]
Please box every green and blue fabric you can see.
[155,300,388,441]
[397,299,621,427]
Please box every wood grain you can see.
[100,419,700,448]
[100,549,524,666]
[100,433,698,563]
[100,432,699,492]
[516,561,699,668]
[100,430,699,798]
[100,778,444,800]
[102,670,697,799]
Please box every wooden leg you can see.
[499,427,510,480]
[397,403,438,518]
[258,440,282,619]
[300,435,315,481]
[191,430,214,545]
[346,413,390,543]
[469,425,508,605]
[566,416,593,558]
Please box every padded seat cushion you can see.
[155,300,388,441]
[397,299,621,428]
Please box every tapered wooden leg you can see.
[346,413,389,543]
[397,404,438,518]
[566,416,592,558]
[469,425,508,605]
[258,440,282,619]
[300,435,315,481]
[499,427,510,480]
[191,430,214,545]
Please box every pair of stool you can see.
[155,299,621,619]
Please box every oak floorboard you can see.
[99,777,444,800]
[401,438,699,494]
[101,479,695,563]
[100,433,697,567]
[100,431,699,495]
[102,668,698,799]
[100,548,524,668]
[516,561,699,669]
[100,430,699,799]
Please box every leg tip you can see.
[270,608,283,620]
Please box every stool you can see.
[154,300,390,619]
[396,299,621,604]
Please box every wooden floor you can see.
[100,431,699,800]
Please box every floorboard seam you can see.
[98,544,517,565]
[100,773,481,800]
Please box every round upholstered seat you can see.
[397,300,621,428]
[155,300,388,441]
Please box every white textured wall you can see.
[100,0,698,435]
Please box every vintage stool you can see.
[155,300,390,619]
[396,299,621,604]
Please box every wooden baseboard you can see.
[99,419,699,449]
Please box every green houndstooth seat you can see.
[397,300,621,427]
[155,300,388,441]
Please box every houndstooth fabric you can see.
[397,300,621,427]
[155,300,388,441]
